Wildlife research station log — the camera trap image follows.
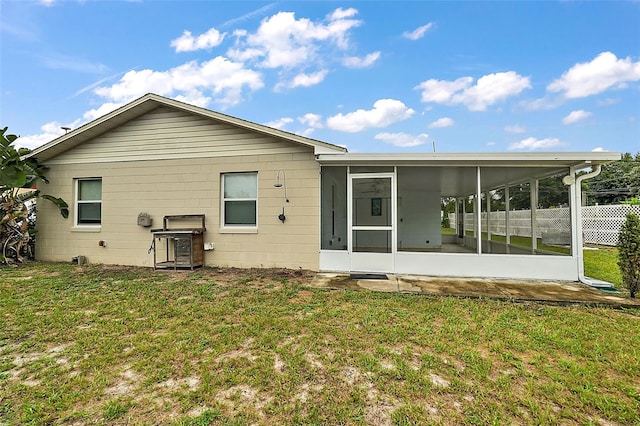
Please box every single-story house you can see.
[28,93,620,281]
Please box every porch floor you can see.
[308,274,639,308]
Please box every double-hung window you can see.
[76,178,102,226]
[222,172,257,228]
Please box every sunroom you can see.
[316,152,619,281]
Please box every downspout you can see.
[574,164,601,285]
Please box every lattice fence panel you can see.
[582,204,640,246]
[449,204,640,246]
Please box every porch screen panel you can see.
[536,172,572,256]
[320,167,347,250]
[352,178,391,226]
[476,167,572,256]
[352,230,392,253]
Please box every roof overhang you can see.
[26,93,346,162]
[317,152,621,195]
[315,152,621,169]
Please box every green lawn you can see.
[1,263,638,425]
[584,246,623,286]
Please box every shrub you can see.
[617,212,640,298]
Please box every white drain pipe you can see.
[573,164,602,285]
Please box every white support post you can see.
[486,191,492,254]
[505,185,511,254]
[477,167,482,255]
[346,166,352,254]
[568,167,578,259]
[458,197,464,240]
[472,195,477,239]
[530,178,538,253]
[486,191,492,241]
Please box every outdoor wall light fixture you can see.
[562,175,576,186]
[274,170,289,202]
[274,170,289,223]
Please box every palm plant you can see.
[1,126,68,264]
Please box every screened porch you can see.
[315,152,617,280]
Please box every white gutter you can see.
[574,164,603,286]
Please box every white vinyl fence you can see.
[449,204,640,246]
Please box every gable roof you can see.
[26,93,347,162]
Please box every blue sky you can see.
[1,1,639,154]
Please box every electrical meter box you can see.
[137,212,153,227]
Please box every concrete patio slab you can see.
[309,273,639,308]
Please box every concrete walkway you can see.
[309,273,640,308]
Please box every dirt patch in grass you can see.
[289,289,314,303]
[105,366,142,397]
[158,376,200,391]
[206,266,315,283]
[216,385,274,417]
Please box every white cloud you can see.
[223,7,373,90]
[504,124,526,133]
[329,7,358,20]
[508,137,567,151]
[592,147,608,152]
[416,71,531,111]
[226,46,263,62]
[597,98,619,106]
[298,113,323,129]
[221,3,278,28]
[267,114,324,135]
[15,119,81,150]
[229,9,362,69]
[19,7,376,151]
[94,68,170,101]
[326,99,415,132]
[288,70,329,88]
[15,124,61,150]
[342,51,380,68]
[520,96,563,111]
[428,117,454,128]
[416,77,472,103]
[16,103,124,150]
[375,132,429,147]
[41,53,108,74]
[72,70,130,98]
[459,72,531,111]
[265,117,294,129]
[297,128,316,137]
[562,110,592,125]
[94,56,264,108]
[39,0,55,6]
[547,52,640,99]
[173,92,212,108]
[403,22,434,40]
[170,28,226,52]
[82,102,124,122]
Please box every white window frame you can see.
[75,178,102,228]
[220,172,258,233]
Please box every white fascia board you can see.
[315,152,621,167]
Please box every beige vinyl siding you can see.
[47,107,308,165]
[36,151,321,270]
